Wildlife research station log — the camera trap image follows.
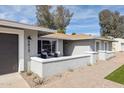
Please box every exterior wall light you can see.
[27,36,32,53]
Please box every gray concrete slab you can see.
[0,73,30,88]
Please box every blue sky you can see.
[0,5,124,36]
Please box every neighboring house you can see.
[40,33,115,60]
[112,38,124,52]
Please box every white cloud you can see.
[0,6,36,24]
[83,32,99,36]
[67,24,99,29]
[65,6,98,20]
[67,5,124,21]
[100,5,124,10]
[65,6,80,12]
[0,13,7,19]
[72,9,97,20]
[10,6,23,12]
[19,19,29,24]
[0,12,16,21]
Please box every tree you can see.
[36,5,56,29]
[99,9,114,37]
[72,32,76,35]
[99,9,124,38]
[36,5,73,34]
[53,6,73,33]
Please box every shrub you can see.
[68,69,74,72]
[26,71,33,76]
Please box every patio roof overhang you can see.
[41,33,116,42]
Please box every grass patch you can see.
[105,64,124,85]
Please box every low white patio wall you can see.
[30,54,96,78]
[98,50,115,61]
[82,51,98,64]
[106,51,115,60]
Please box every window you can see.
[104,42,107,51]
[52,41,56,53]
[121,43,124,51]
[96,42,100,51]
[38,40,57,55]
[42,40,51,54]
[38,40,41,54]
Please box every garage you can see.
[0,33,18,75]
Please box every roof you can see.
[95,37,116,42]
[41,33,95,40]
[41,33,116,42]
[0,19,55,33]
[113,38,124,43]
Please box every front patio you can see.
[30,33,116,78]
[0,52,123,88]
[37,52,124,88]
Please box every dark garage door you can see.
[0,33,18,75]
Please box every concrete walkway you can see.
[0,73,29,88]
[40,52,124,88]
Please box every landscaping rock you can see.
[33,77,44,85]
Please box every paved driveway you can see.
[40,52,124,88]
[0,73,29,88]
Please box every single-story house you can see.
[40,33,116,60]
[0,19,96,77]
[112,38,124,52]
[0,19,116,78]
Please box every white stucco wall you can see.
[42,56,89,77]
[113,38,124,52]
[95,40,112,51]
[63,40,95,56]
[95,40,114,60]
[30,54,96,78]
[98,50,115,61]
[24,30,38,71]
[0,26,24,72]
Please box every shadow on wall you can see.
[63,40,94,56]
[63,40,74,56]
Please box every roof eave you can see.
[93,38,116,42]
[0,19,55,33]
